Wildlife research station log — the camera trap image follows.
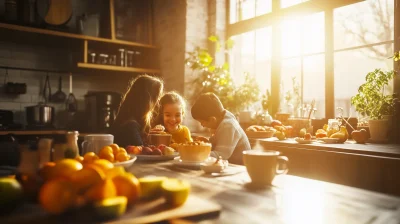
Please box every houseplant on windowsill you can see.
[350,68,397,142]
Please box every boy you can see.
[191,93,251,164]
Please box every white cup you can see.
[81,134,114,155]
[243,150,289,186]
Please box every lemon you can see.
[0,177,23,213]
[94,196,127,220]
[161,178,190,207]
[139,176,168,200]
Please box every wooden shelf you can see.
[0,22,156,48]
[77,63,161,73]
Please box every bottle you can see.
[52,134,67,162]
[65,131,79,158]
[38,138,52,168]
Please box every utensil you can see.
[51,76,66,103]
[44,0,72,26]
[42,74,51,103]
[66,73,77,112]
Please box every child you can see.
[112,75,164,147]
[152,91,192,143]
[191,93,251,164]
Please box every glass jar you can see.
[65,131,79,158]
[90,52,96,63]
[17,142,39,177]
[126,51,134,67]
[135,51,141,66]
[99,54,109,64]
[109,54,117,65]
[53,134,67,162]
[38,138,52,168]
[118,49,125,66]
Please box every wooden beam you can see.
[83,40,88,63]
[325,8,334,119]
[271,0,281,117]
[110,0,116,40]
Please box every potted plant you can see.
[351,68,397,142]
[185,36,260,116]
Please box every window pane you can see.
[280,58,301,114]
[334,0,394,50]
[230,31,255,85]
[281,12,324,58]
[303,54,325,118]
[281,0,308,8]
[230,0,238,24]
[255,27,272,93]
[256,0,272,16]
[303,12,324,54]
[334,43,394,117]
[281,19,302,58]
[241,0,256,21]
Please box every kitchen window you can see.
[227,0,397,119]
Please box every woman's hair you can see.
[114,74,163,132]
[191,92,224,120]
[155,91,186,125]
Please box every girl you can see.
[112,75,163,147]
[152,91,192,143]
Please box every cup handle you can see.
[276,156,289,175]
[81,141,90,155]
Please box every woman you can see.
[112,74,163,147]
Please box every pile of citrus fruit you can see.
[37,158,140,219]
[78,143,131,164]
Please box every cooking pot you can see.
[25,103,55,126]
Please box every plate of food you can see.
[294,137,316,144]
[127,145,179,161]
[245,125,276,138]
[318,138,340,144]
[113,156,137,168]
[172,157,217,169]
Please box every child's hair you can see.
[155,91,186,124]
[114,74,163,132]
[191,92,224,120]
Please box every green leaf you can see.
[222,63,229,71]
[208,35,219,42]
[225,38,235,50]
[208,65,216,72]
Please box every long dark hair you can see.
[154,91,186,125]
[114,74,163,132]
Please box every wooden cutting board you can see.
[107,195,221,224]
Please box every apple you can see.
[152,148,162,155]
[148,145,157,150]
[304,133,311,140]
[142,147,153,155]
[126,145,142,155]
[351,129,368,144]
[158,144,166,152]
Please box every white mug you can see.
[81,134,114,155]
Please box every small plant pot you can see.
[368,119,389,142]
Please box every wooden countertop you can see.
[2,161,400,223]
[253,137,400,158]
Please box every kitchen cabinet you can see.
[0,0,160,74]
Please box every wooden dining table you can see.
[126,160,400,224]
[2,160,400,224]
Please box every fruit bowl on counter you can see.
[176,141,212,162]
[245,125,276,138]
[127,145,179,161]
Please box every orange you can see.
[116,152,130,162]
[75,156,84,163]
[99,146,113,156]
[70,166,105,193]
[39,179,77,214]
[39,162,56,181]
[51,159,83,180]
[105,167,126,179]
[85,179,116,202]
[109,144,120,156]
[118,147,127,154]
[83,152,99,164]
[91,159,114,172]
[99,151,115,162]
[112,173,140,204]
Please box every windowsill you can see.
[253,138,400,158]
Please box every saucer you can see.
[172,157,217,169]
[318,138,340,144]
[294,137,315,144]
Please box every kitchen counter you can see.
[0,130,99,137]
[250,137,400,196]
[252,137,400,158]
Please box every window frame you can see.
[226,0,398,119]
